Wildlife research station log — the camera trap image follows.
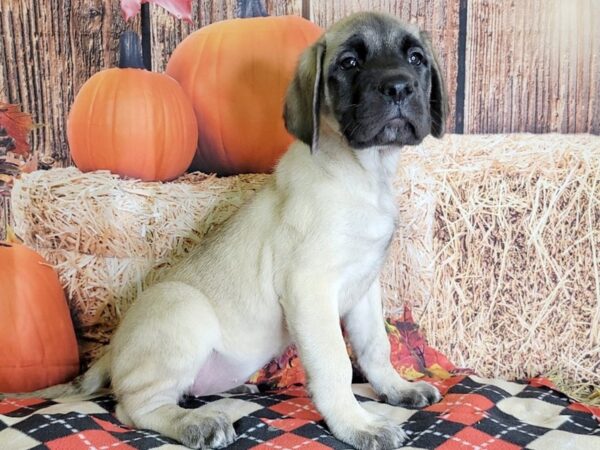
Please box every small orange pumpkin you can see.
[68,32,198,182]
[166,16,322,175]
[0,242,79,392]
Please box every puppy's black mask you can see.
[330,30,441,147]
[285,13,448,150]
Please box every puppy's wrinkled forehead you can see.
[323,13,420,63]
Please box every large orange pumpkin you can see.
[68,32,198,182]
[166,16,322,175]
[0,242,79,392]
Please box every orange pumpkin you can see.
[0,242,79,392]
[68,32,198,182]
[166,16,322,175]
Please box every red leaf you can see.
[0,102,33,157]
[120,0,192,22]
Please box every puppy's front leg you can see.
[283,277,408,450]
[343,280,441,407]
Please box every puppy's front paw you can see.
[340,417,408,450]
[178,410,236,449]
[379,380,441,408]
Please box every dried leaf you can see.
[120,0,192,22]
[0,102,34,157]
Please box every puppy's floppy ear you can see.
[284,39,326,151]
[420,31,448,138]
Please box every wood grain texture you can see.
[464,0,600,134]
[0,0,139,169]
[309,0,461,132]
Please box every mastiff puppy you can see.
[12,11,447,450]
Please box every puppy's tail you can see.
[0,350,111,400]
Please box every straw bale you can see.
[395,133,600,405]
[12,170,269,337]
[11,134,600,404]
[13,170,269,260]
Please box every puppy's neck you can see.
[317,116,401,185]
[355,147,401,183]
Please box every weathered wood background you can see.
[0,0,599,237]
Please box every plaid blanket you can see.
[1,376,599,449]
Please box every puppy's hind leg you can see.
[111,281,236,449]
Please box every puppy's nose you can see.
[379,79,417,102]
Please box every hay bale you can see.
[11,134,600,404]
[398,133,600,405]
[13,170,269,260]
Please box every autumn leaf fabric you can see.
[248,306,470,389]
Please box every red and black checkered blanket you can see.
[3,309,599,448]
[1,375,599,449]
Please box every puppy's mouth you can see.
[345,113,421,148]
[382,116,416,136]
[342,98,431,148]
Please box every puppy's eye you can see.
[340,56,358,70]
[408,48,424,66]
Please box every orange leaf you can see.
[0,103,34,157]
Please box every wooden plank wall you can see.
[464,0,600,134]
[0,1,140,169]
[1,0,599,238]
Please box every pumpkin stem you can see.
[119,31,145,70]
[5,225,22,244]
[141,3,152,70]
[237,0,268,18]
